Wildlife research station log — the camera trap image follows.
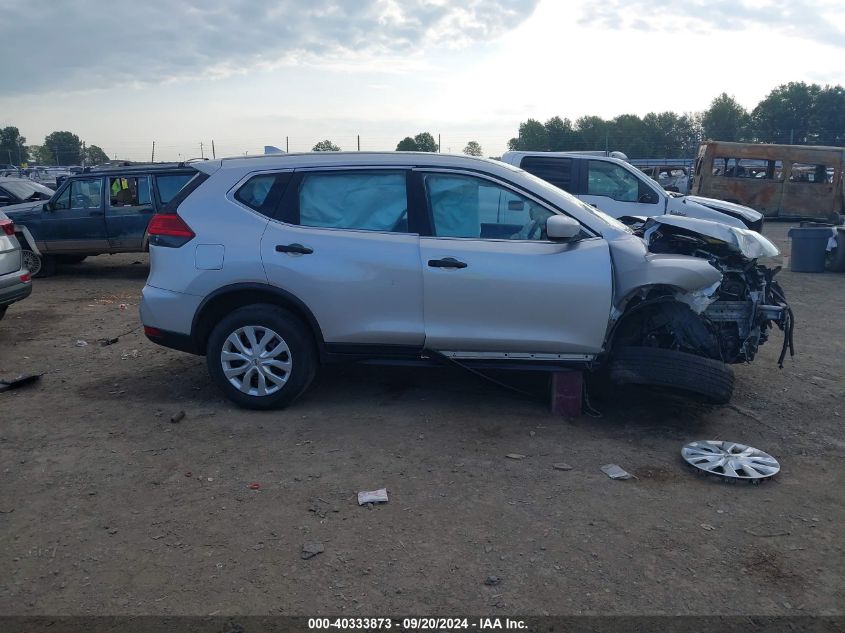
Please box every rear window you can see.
[519,156,574,191]
[155,173,194,204]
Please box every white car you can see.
[501,152,764,231]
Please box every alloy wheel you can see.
[220,325,292,397]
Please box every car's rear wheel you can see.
[609,346,734,404]
[56,254,87,265]
[21,249,56,278]
[206,304,316,410]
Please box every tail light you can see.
[147,213,195,248]
[1,218,14,236]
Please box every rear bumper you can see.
[140,284,203,354]
[0,271,32,307]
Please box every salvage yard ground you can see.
[1,223,843,615]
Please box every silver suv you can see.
[140,152,791,409]
[0,210,33,320]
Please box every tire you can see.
[609,346,734,404]
[56,254,87,264]
[0,305,6,321]
[827,230,845,272]
[21,249,56,278]
[206,304,317,410]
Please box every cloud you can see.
[578,0,845,50]
[0,0,539,96]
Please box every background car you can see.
[0,177,54,207]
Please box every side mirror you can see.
[42,202,52,212]
[546,214,582,240]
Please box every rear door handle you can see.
[276,243,313,255]
[428,257,467,269]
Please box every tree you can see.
[507,119,549,151]
[413,132,438,152]
[396,136,418,151]
[701,93,749,142]
[544,117,578,151]
[82,144,109,165]
[813,84,845,146]
[42,131,82,165]
[463,141,483,156]
[0,126,29,166]
[312,139,341,151]
[573,116,609,152]
[752,82,821,144]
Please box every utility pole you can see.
[789,129,794,144]
[286,136,289,153]
[438,134,441,153]
[200,142,204,159]
[211,139,216,159]
[357,134,360,151]
[151,141,155,163]
[81,141,86,167]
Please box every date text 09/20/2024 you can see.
[308,618,527,630]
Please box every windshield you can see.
[517,169,633,233]
[1,179,54,199]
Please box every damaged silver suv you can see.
[139,152,792,409]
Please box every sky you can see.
[1,0,844,161]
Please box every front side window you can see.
[587,161,655,203]
[54,179,102,210]
[297,171,408,232]
[109,176,150,207]
[424,173,554,240]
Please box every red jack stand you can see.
[550,370,583,417]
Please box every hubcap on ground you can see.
[220,325,292,397]
[682,440,780,481]
[21,250,41,276]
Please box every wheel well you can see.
[192,287,324,355]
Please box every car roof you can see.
[193,151,523,177]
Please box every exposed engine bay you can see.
[617,216,795,367]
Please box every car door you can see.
[416,170,613,356]
[105,174,153,250]
[259,168,425,350]
[41,177,108,253]
[578,159,662,218]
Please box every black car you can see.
[0,177,55,207]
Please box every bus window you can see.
[790,163,832,184]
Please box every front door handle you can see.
[428,257,467,269]
[276,243,313,255]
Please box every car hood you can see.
[683,195,762,223]
[2,200,44,219]
[642,215,779,259]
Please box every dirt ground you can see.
[1,222,843,616]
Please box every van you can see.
[691,141,845,222]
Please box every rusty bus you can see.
[691,141,844,222]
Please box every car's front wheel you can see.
[21,248,56,278]
[206,305,317,410]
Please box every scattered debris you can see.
[745,528,791,538]
[75,339,88,347]
[121,349,140,360]
[0,373,42,393]
[506,453,526,460]
[484,575,502,586]
[529,430,536,437]
[553,463,573,471]
[301,542,324,560]
[601,464,635,480]
[358,488,389,505]
[184,471,192,478]
[700,523,716,531]
[99,337,119,347]
[170,410,186,424]
[119,303,127,310]
[248,483,261,490]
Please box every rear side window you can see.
[520,156,573,191]
[296,171,408,232]
[156,174,194,204]
[233,173,292,217]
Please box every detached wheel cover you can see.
[682,440,780,481]
[220,325,292,397]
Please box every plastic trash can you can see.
[788,226,831,272]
